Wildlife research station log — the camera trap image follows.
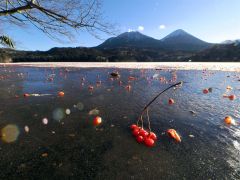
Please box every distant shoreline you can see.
[1,62,240,71]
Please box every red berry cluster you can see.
[130,124,157,147]
[129,82,183,148]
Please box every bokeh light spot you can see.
[42,118,48,125]
[52,108,65,121]
[65,109,71,115]
[75,102,84,111]
[24,125,30,133]
[1,124,20,143]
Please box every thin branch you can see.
[0,0,116,41]
[0,2,32,16]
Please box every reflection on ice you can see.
[233,140,240,151]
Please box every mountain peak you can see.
[121,31,141,35]
[97,31,161,49]
[162,29,190,40]
[172,29,188,34]
[117,31,148,39]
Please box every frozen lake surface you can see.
[0,63,240,179]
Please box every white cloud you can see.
[128,28,133,32]
[138,26,144,31]
[159,25,166,30]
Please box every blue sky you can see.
[5,0,240,50]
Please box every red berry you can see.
[88,85,94,90]
[125,85,131,90]
[149,132,157,141]
[136,135,144,143]
[139,129,149,137]
[132,129,139,136]
[93,116,102,126]
[133,127,140,132]
[24,93,30,97]
[203,89,209,94]
[130,124,138,130]
[224,116,232,125]
[229,95,236,100]
[58,91,64,97]
[144,137,155,147]
[168,98,175,105]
